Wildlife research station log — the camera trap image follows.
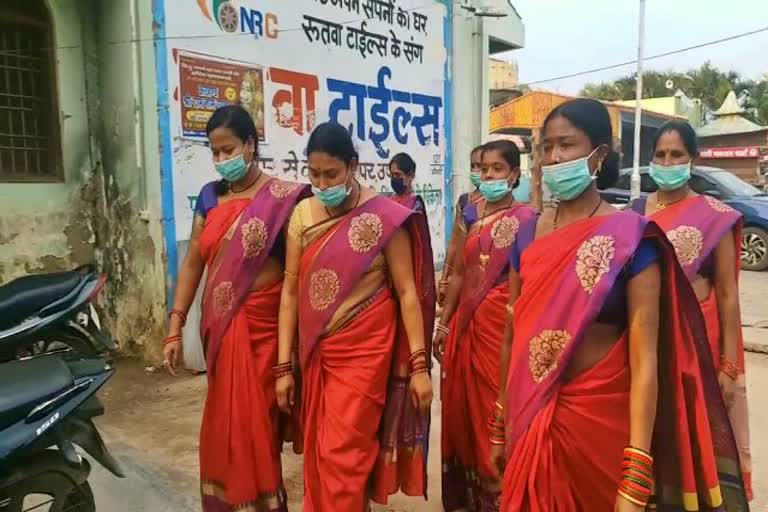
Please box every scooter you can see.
[0,352,124,511]
[0,266,116,363]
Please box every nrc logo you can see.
[196,0,278,39]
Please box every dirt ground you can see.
[93,271,768,511]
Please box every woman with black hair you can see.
[489,99,747,511]
[275,122,435,510]
[162,105,309,511]
[436,139,538,511]
[631,119,752,500]
[439,145,485,305]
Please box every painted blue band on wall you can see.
[152,0,179,307]
[442,0,453,254]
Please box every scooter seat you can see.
[0,270,85,330]
[0,356,73,431]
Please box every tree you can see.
[580,62,768,125]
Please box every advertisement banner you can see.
[162,0,448,261]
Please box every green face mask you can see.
[649,162,691,191]
[470,172,482,189]
[479,178,511,202]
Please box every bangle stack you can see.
[169,308,188,327]
[436,324,451,336]
[409,349,429,377]
[163,334,182,346]
[272,361,293,379]
[488,401,505,445]
[720,355,740,381]
[618,447,653,507]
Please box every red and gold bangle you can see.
[618,447,653,507]
[488,413,506,445]
[163,334,182,346]
[169,308,188,327]
[720,355,739,381]
[272,361,293,379]
[436,324,451,336]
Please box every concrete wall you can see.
[0,0,167,359]
[450,0,524,199]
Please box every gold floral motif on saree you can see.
[666,225,703,267]
[269,180,299,199]
[240,217,268,258]
[575,235,616,294]
[347,212,384,253]
[704,195,734,213]
[213,281,234,316]
[309,269,340,311]
[490,215,520,249]
[529,329,571,383]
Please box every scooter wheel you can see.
[61,482,95,512]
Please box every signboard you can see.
[699,146,761,159]
[161,0,448,261]
[178,52,266,141]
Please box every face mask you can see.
[541,148,599,201]
[391,177,407,195]
[470,172,482,189]
[313,172,351,208]
[649,161,691,191]
[214,153,250,182]
[479,178,512,203]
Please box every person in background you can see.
[162,105,309,512]
[439,145,485,305]
[630,120,752,500]
[435,140,538,511]
[389,152,436,317]
[275,122,435,511]
[488,99,748,511]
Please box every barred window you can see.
[0,1,62,182]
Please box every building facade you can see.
[0,0,524,362]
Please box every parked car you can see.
[600,166,768,271]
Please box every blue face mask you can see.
[214,153,250,182]
[312,172,351,208]
[649,161,691,191]
[391,177,407,195]
[470,172,482,189]
[542,149,598,201]
[479,178,512,203]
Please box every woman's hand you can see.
[718,371,737,408]
[615,494,645,512]
[489,443,506,480]
[409,371,433,415]
[433,331,447,363]
[276,374,295,414]
[162,338,182,377]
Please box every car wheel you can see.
[741,227,768,271]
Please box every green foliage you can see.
[580,63,768,125]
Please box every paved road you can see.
[87,271,768,511]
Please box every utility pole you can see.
[630,0,646,200]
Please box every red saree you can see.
[198,179,309,511]
[296,196,435,511]
[442,204,538,512]
[646,194,752,499]
[501,211,748,511]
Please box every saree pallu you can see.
[442,205,538,512]
[296,196,434,511]
[648,195,752,498]
[501,211,749,512]
[198,180,309,512]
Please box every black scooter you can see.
[0,266,116,362]
[0,353,124,511]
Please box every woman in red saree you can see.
[489,99,748,511]
[275,122,436,511]
[436,140,538,511]
[630,120,752,500]
[162,106,308,511]
[439,145,485,305]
